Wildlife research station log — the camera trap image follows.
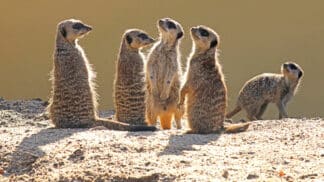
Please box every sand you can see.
[0,98,323,181]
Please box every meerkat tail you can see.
[223,122,250,134]
[226,106,242,118]
[94,118,156,132]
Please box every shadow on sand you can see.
[4,127,85,176]
[158,132,221,156]
[5,126,157,176]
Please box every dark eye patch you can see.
[289,63,298,70]
[210,39,218,48]
[166,21,176,29]
[126,35,132,44]
[72,23,84,30]
[199,28,209,37]
[138,33,148,40]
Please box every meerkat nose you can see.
[149,37,155,43]
[85,25,92,31]
[190,27,198,33]
[158,19,164,26]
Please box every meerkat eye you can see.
[166,21,176,29]
[199,28,209,37]
[72,23,84,30]
[166,80,171,84]
[138,33,148,40]
[289,64,297,70]
[150,76,153,79]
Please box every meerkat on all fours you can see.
[226,62,304,121]
[145,17,184,129]
[178,25,249,134]
[113,29,155,125]
[47,19,156,131]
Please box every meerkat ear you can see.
[298,70,303,78]
[126,35,132,44]
[176,31,183,39]
[60,27,67,38]
[210,39,218,48]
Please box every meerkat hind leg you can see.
[276,102,288,119]
[146,106,158,126]
[255,102,268,120]
[245,106,259,121]
[246,108,258,121]
[174,109,183,129]
[159,113,172,130]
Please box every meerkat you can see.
[226,62,303,121]
[47,19,156,131]
[178,25,249,134]
[113,29,154,125]
[145,18,184,129]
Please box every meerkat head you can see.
[157,18,184,44]
[57,19,92,43]
[282,62,304,81]
[190,25,219,54]
[123,29,155,49]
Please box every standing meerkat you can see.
[179,25,249,134]
[48,19,156,131]
[145,18,184,129]
[113,29,154,125]
[226,62,303,120]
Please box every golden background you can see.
[0,1,323,119]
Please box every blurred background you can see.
[0,0,323,119]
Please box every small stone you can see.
[283,160,290,165]
[120,147,128,151]
[222,170,229,178]
[247,174,259,179]
[299,173,318,179]
[299,157,304,161]
[32,98,42,102]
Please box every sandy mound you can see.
[0,98,323,181]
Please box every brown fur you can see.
[179,25,249,134]
[226,62,303,120]
[145,18,184,129]
[113,29,154,125]
[48,19,156,131]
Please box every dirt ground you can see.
[0,98,323,181]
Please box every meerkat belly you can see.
[115,79,146,123]
[239,77,277,104]
[187,81,226,132]
[51,77,94,127]
[153,80,180,113]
